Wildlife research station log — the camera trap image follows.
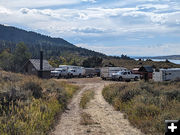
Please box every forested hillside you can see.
[0,24,106,59]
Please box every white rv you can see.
[153,68,180,82]
[101,67,127,80]
[67,66,85,78]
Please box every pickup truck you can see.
[50,68,67,78]
[112,71,140,81]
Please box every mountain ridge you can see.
[0,24,106,59]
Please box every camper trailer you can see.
[84,68,97,77]
[101,67,127,80]
[153,68,180,82]
[67,66,85,78]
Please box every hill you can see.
[0,24,106,59]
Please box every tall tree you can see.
[13,42,31,72]
[0,49,13,71]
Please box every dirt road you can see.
[52,78,143,135]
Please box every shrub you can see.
[135,104,160,117]
[120,89,140,102]
[102,81,180,135]
[0,71,79,134]
[165,90,180,101]
[23,81,42,99]
[80,90,94,109]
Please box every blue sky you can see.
[0,0,180,56]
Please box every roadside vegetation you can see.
[80,90,94,109]
[102,81,180,135]
[0,70,79,135]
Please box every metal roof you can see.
[29,59,53,71]
[139,65,153,72]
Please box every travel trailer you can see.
[101,67,127,80]
[153,68,180,82]
[67,66,85,78]
[84,68,97,77]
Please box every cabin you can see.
[132,66,153,80]
[23,59,53,79]
[138,65,153,80]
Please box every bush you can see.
[135,104,160,117]
[120,89,140,102]
[80,90,94,109]
[0,71,79,135]
[23,81,42,99]
[102,81,180,135]
[165,90,180,101]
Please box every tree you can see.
[0,49,13,71]
[82,57,103,68]
[13,42,31,72]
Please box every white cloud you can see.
[0,6,12,14]
[0,0,80,8]
[76,43,180,56]
[81,0,97,3]
[0,0,180,56]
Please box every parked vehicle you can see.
[84,68,96,77]
[50,68,68,78]
[153,68,180,82]
[51,68,62,78]
[67,66,85,78]
[112,71,140,81]
[95,68,101,77]
[101,67,127,80]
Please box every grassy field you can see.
[102,81,180,135]
[0,70,79,135]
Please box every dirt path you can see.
[52,79,143,135]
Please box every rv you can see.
[67,66,85,78]
[153,68,180,82]
[101,67,127,80]
[84,68,97,77]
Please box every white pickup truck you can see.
[112,71,140,81]
[50,68,67,78]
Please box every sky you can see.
[0,0,180,56]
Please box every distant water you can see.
[135,59,180,64]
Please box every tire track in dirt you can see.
[52,80,143,135]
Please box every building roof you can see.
[139,65,153,72]
[29,59,53,71]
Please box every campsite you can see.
[1,0,180,134]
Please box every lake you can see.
[135,59,180,64]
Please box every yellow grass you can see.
[102,81,180,135]
[0,70,79,135]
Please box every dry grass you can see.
[80,90,95,109]
[0,70,79,135]
[102,81,180,135]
